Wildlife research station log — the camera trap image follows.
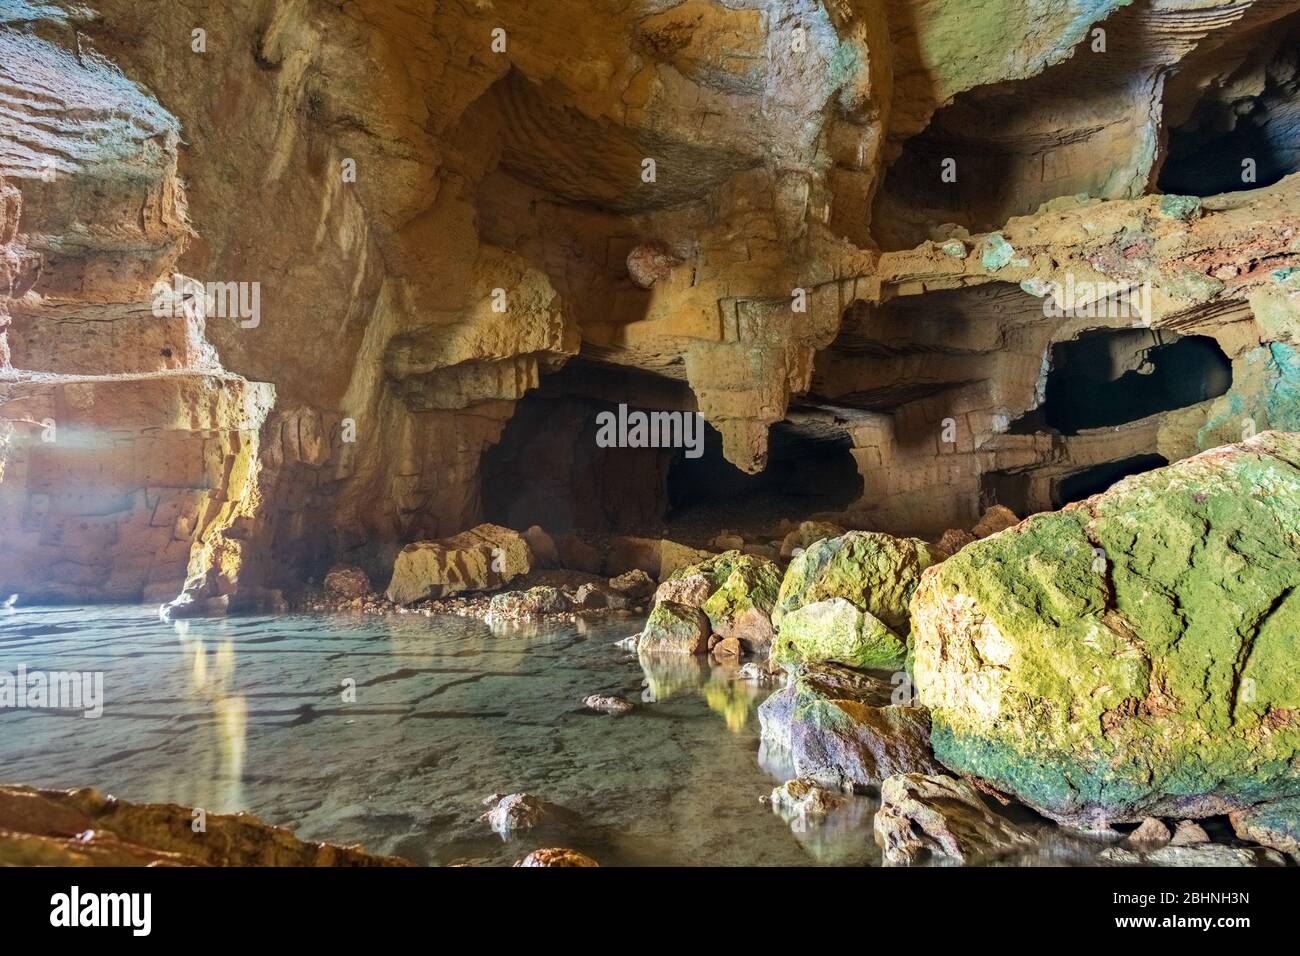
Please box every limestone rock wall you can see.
[2,0,1299,599]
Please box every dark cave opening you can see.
[1010,330,1232,436]
[1159,105,1300,196]
[1159,27,1300,197]
[665,420,864,531]
[482,364,864,537]
[1053,455,1169,508]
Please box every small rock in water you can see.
[874,773,1033,866]
[768,778,844,825]
[584,694,633,716]
[737,661,779,685]
[1169,819,1211,846]
[514,847,599,867]
[613,634,639,652]
[479,793,557,837]
[1125,817,1172,847]
[712,636,743,659]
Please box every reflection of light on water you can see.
[214,694,247,809]
[178,633,247,812]
[702,676,759,734]
[637,651,708,703]
[637,652,761,733]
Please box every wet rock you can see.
[772,597,908,671]
[1100,844,1286,867]
[386,524,531,604]
[573,582,609,609]
[607,568,655,601]
[912,434,1300,826]
[523,525,561,569]
[479,793,562,837]
[758,661,896,750]
[757,662,934,790]
[613,634,639,652]
[0,784,410,866]
[1169,819,1211,846]
[1126,817,1172,847]
[699,553,782,653]
[874,773,1034,866]
[970,504,1019,538]
[487,585,570,618]
[323,564,370,599]
[773,531,934,635]
[779,520,844,560]
[583,694,634,716]
[1230,797,1300,860]
[514,847,599,867]
[638,601,710,654]
[767,778,845,824]
[789,701,945,792]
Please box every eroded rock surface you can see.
[0,784,409,866]
[873,773,1034,866]
[912,433,1300,826]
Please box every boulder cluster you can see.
[741,434,1300,865]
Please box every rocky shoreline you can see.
[17,433,1296,868]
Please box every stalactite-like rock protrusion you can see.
[2,0,1299,600]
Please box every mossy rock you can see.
[911,432,1300,825]
[638,600,710,655]
[653,550,746,608]
[772,598,908,670]
[773,531,935,633]
[699,554,782,652]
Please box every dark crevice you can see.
[1011,330,1232,436]
[1053,455,1169,509]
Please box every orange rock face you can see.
[2,2,1299,599]
[0,784,411,866]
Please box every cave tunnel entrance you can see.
[481,363,864,538]
[1010,329,1232,436]
[1053,454,1169,509]
[1158,21,1300,197]
[665,419,863,533]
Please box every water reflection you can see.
[637,651,765,733]
[175,622,247,812]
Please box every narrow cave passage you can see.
[1159,22,1300,197]
[481,365,864,537]
[1053,455,1169,508]
[665,421,863,533]
[1011,330,1232,436]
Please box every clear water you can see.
[0,605,1115,866]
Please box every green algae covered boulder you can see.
[911,433,1300,826]
[638,600,711,655]
[771,598,908,670]
[654,551,782,653]
[772,531,934,668]
[699,554,783,653]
